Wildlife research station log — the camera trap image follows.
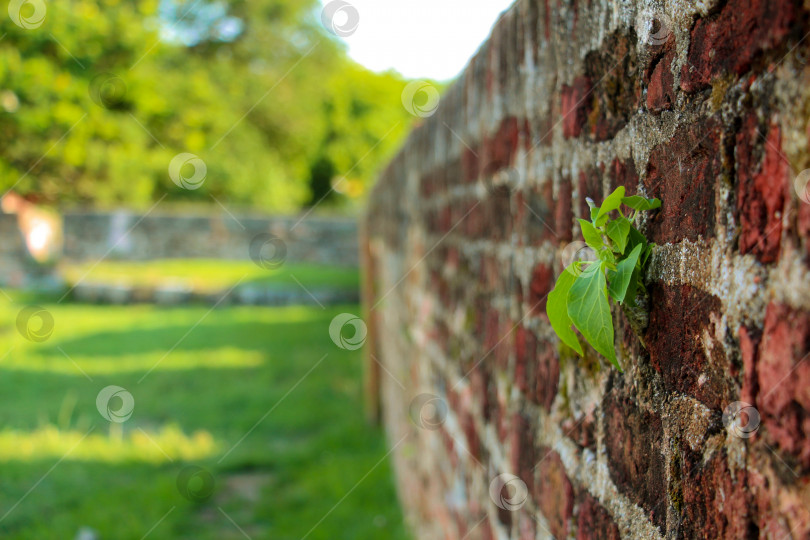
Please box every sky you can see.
[321,0,517,81]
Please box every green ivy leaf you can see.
[547,266,584,355]
[621,195,661,211]
[586,198,600,222]
[605,217,631,254]
[566,262,618,369]
[642,243,655,266]
[594,186,625,226]
[578,219,604,251]
[607,243,643,304]
[625,225,647,255]
[623,267,641,307]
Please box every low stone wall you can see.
[62,212,358,266]
[70,281,359,306]
[364,0,810,538]
[0,211,358,290]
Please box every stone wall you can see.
[62,212,358,266]
[363,0,810,538]
[0,211,357,286]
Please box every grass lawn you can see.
[61,260,361,292]
[0,289,408,539]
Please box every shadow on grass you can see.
[0,301,409,540]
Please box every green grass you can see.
[61,260,360,292]
[0,290,408,539]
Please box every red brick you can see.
[681,0,797,93]
[535,448,574,539]
[510,412,537,495]
[514,325,536,396]
[483,116,520,171]
[561,408,596,451]
[534,338,560,411]
[562,76,593,138]
[756,302,810,470]
[462,146,480,184]
[529,263,553,315]
[647,48,676,113]
[483,308,502,357]
[645,283,733,409]
[799,201,810,257]
[736,121,789,263]
[461,410,481,462]
[470,364,494,423]
[526,181,556,244]
[576,493,620,540]
[464,198,487,239]
[556,176,574,242]
[603,390,666,531]
[484,187,513,242]
[514,327,559,411]
[578,166,603,222]
[644,117,722,243]
[582,32,641,141]
[678,450,756,538]
[608,158,639,194]
[748,462,810,538]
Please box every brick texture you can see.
[364,1,810,538]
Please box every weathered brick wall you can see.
[364,0,810,538]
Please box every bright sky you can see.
[321,0,517,81]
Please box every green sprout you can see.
[546,186,661,371]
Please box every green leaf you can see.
[578,219,604,251]
[626,225,647,255]
[605,217,631,254]
[594,186,625,226]
[622,195,661,211]
[607,243,643,304]
[642,243,655,266]
[623,267,641,307]
[546,267,584,355]
[566,262,618,369]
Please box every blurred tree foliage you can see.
[0,0,418,212]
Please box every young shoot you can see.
[546,186,661,371]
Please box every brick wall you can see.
[363,0,810,538]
